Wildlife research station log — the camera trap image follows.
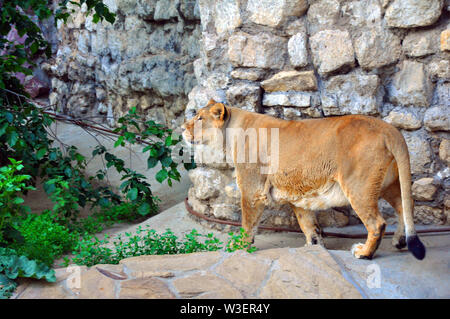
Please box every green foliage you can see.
[0,0,127,299]
[72,202,139,235]
[44,177,81,223]
[67,227,224,267]
[40,144,123,214]
[0,247,55,299]
[92,145,161,218]
[225,228,258,253]
[0,0,201,299]
[91,106,196,218]
[66,227,257,267]
[0,104,53,176]
[0,0,122,222]
[0,159,34,244]
[11,212,77,266]
[0,103,119,218]
[0,104,195,271]
[113,106,187,187]
[0,273,17,299]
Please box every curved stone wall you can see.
[45,0,201,128]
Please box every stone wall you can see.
[185,0,450,229]
[45,0,201,128]
[48,0,450,229]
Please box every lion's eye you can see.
[197,116,202,121]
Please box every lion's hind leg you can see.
[339,166,388,259]
[347,200,387,260]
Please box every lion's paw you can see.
[351,243,372,260]
[392,234,406,250]
[305,236,324,247]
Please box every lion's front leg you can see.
[290,205,324,246]
[240,195,265,245]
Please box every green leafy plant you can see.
[72,202,139,235]
[181,229,223,254]
[11,212,77,266]
[113,107,195,186]
[66,227,258,267]
[41,145,123,215]
[0,0,120,220]
[0,104,123,218]
[92,145,160,218]
[91,106,196,219]
[0,0,126,299]
[0,104,53,175]
[0,158,34,244]
[0,247,55,299]
[225,228,258,253]
[43,177,81,223]
[0,0,202,298]
[67,227,224,267]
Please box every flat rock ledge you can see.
[13,246,362,299]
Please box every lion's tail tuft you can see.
[407,235,426,260]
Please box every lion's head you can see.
[181,99,229,146]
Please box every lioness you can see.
[182,99,426,260]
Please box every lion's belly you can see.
[270,182,349,210]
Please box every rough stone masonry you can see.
[47,0,450,229]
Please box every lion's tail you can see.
[386,130,426,260]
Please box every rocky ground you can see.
[13,246,362,299]
[13,200,450,299]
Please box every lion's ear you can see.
[210,103,227,121]
[206,99,217,107]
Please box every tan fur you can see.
[182,100,418,259]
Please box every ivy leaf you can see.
[64,167,72,177]
[105,12,116,24]
[48,150,58,161]
[183,160,196,171]
[137,202,150,216]
[43,182,56,195]
[168,168,181,181]
[160,156,172,168]
[30,41,39,54]
[7,131,18,147]
[36,147,47,160]
[12,197,24,204]
[5,112,13,123]
[155,169,168,183]
[150,148,158,158]
[147,157,158,169]
[127,188,138,201]
[98,197,110,208]
[92,13,100,23]
[165,136,173,146]
[0,123,8,136]
[114,136,124,148]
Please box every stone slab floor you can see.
[13,201,450,299]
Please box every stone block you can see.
[228,32,287,69]
[385,0,444,28]
[310,29,355,76]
